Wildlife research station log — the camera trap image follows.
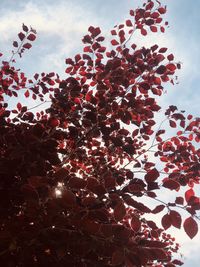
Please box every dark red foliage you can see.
[183,217,198,239]
[0,1,199,266]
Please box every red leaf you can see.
[156,53,165,63]
[166,63,176,71]
[85,91,92,102]
[49,118,60,127]
[187,114,193,120]
[74,97,81,104]
[160,26,165,33]
[152,204,165,214]
[128,183,144,193]
[170,210,182,229]
[158,7,166,14]
[111,29,117,35]
[141,28,147,36]
[34,73,39,80]
[123,144,135,155]
[146,19,154,26]
[68,177,87,189]
[28,176,46,188]
[167,54,174,61]
[169,120,176,128]
[27,33,36,41]
[65,66,73,73]
[111,39,119,46]
[148,248,168,261]
[159,47,167,53]
[140,82,150,90]
[104,176,116,189]
[151,45,158,52]
[61,189,76,207]
[21,184,39,201]
[18,32,25,41]
[93,27,101,37]
[183,217,198,239]
[114,203,126,221]
[146,221,157,231]
[13,41,18,48]
[172,259,184,266]
[180,120,185,128]
[154,77,161,85]
[22,23,28,32]
[175,197,184,205]
[23,43,32,49]
[146,1,154,10]
[161,213,171,230]
[24,90,30,98]
[156,65,166,74]
[130,215,141,232]
[185,188,195,203]
[112,250,124,266]
[98,46,106,53]
[125,197,151,213]
[17,102,22,111]
[84,46,92,53]
[82,219,100,235]
[145,168,160,183]
[150,26,157,32]
[126,20,133,27]
[151,12,159,19]
[163,179,180,191]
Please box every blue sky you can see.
[0,1,200,266]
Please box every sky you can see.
[0,0,200,266]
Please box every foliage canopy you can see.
[0,1,200,266]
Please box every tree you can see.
[0,0,200,266]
